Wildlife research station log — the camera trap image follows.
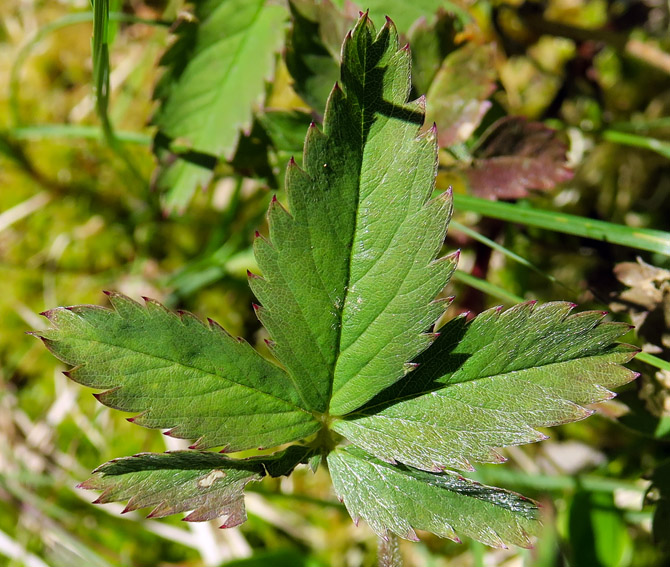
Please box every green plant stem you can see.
[472,467,649,495]
[602,130,670,160]
[10,11,170,126]
[637,352,670,372]
[9,5,168,189]
[609,117,670,133]
[8,125,152,145]
[450,219,575,294]
[452,194,670,255]
[92,0,146,187]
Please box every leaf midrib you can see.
[66,334,312,414]
[327,25,374,408]
[345,352,626,415]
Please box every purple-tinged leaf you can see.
[465,117,574,199]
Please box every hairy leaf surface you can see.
[251,16,457,415]
[333,302,638,471]
[35,292,319,451]
[81,446,313,527]
[328,446,538,547]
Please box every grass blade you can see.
[637,352,670,372]
[602,130,670,160]
[451,271,523,304]
[453,194,670,255]
[9,125,151,145]
[450,219,575,294]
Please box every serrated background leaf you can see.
[35,292,319,452]
[152,0,286,210]
[333,302,638,471]
[465,117,574,198]
[251,17,457,416]
[407,11,461,96]
[328,446,538,547]
[425,42,497,148]
[285,0,353,115]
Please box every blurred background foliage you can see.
[1,0,669,565]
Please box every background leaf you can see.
[348,0,468,33]
[463,117,574,199]
[152,0,286,211]
[34,292,319,451]
[425,42,497,148]
[407,10,462,96]
[285,0,354,115]
[568,491,633,567]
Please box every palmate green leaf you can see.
[250,15,458,415]
[34,292,319,451]
[33,11,639,553]
[328,446,538,547]
[81,445,313,527]
[333,302,638,471]
[152,0,286,211]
